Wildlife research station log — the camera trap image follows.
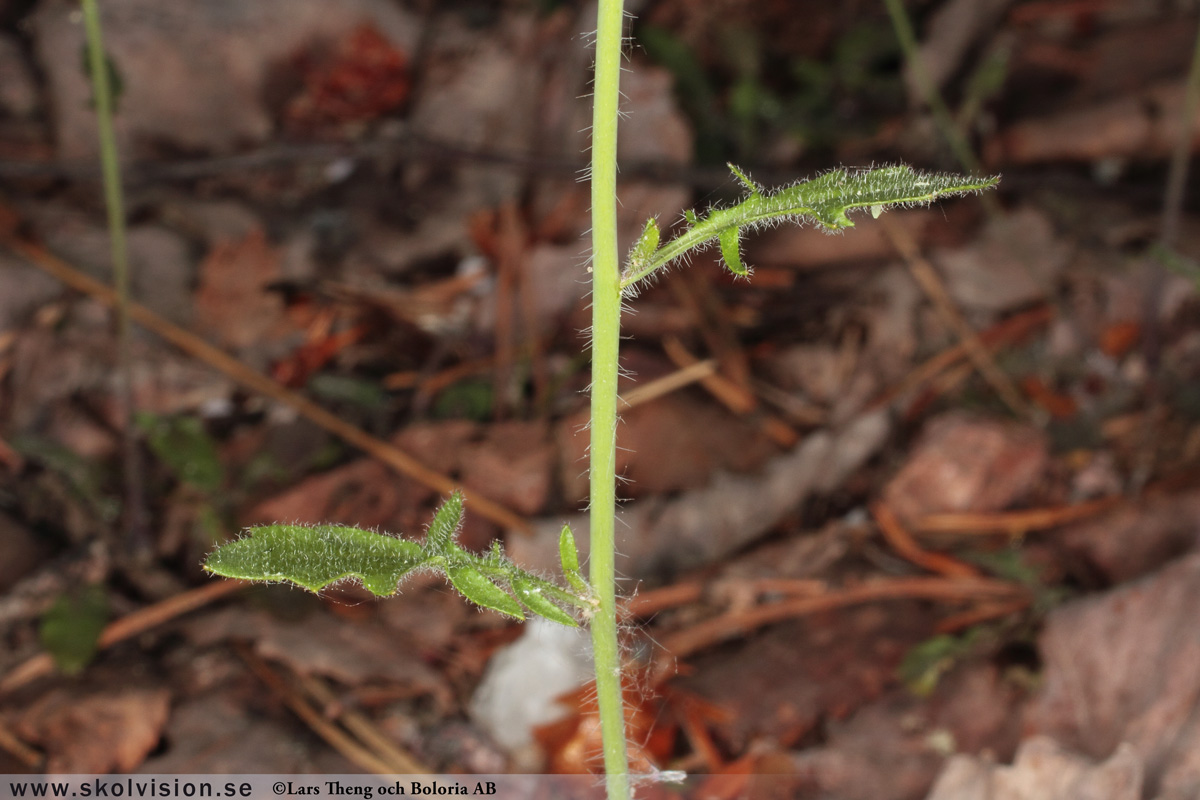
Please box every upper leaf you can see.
[773,165,993,229]
[621,163,998,291]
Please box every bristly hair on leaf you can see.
[620,163,999,293]
[203,492,593,626]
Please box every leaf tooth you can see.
[718,226,748,277]
[512,576,578,627]
[728,162,762,194]
[446,565,524,619]
[557,526,592,601]
[627,217,660,269]
[559,525,581,575]
[425,492,464,552]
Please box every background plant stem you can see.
[588,0,631,798]
[881,0,987,179]
[1158,18,1200,253]
[80,0,147,557]
[1135,16,1200,488]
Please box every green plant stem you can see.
[1136,16,1200,489]
[588,0,631,798]
[81,0,147,555]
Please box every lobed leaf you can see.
[447,565,525,620]
[204,492,590,626]
[559,524,581,575]
[626,217,660,275]
[728,163,762,194]
[204,523,429,596]
[424,490,463,554]
[621,163,998,291]
[558,524,591,598]
[718,227,747,277]
[511,576,578,627]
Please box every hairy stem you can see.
[589,0,631,798]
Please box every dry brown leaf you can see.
[242,420,480,533]
[882,412,1048,522]
[986,81,1199,166]
[141,693,355,773]
[519,411,890,580]
[459,420,554,516]
[747,209,935,269]
[1056,489,1200,583]
[185,606,451,704]
[556,393,779,504]
[931,208,1070,316]
[676,599,935,752]
[0,511,50,593]
[1027,553,1200,796]
[925,736,1142,800]
[243,457,414,532]
[14,686,169,773]
[32,0,420,160]
[194,229,287,350]
[776,658,1027,800]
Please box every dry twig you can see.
[662,337,799,448]
[0,580,245,694]
[880,215,1031,418]
[0,230,529,534]
[237,646,396,775]
[912,495,1122,537]
[873,502,981,579]
[620,359,718,409]
[658,575,1026,666]
[872,304,1053,411]
[298,674,429,774]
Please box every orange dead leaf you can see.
[1020,375,1078,419]
[692,755,756,800]
[1100,320,1140,358]
[535,678,676,776]
[194,228,288,350]
[272,316,370,387]
[286,25,410,131]
[873,502,981,579]
[692,751,801,800]
[668,688,732,772]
